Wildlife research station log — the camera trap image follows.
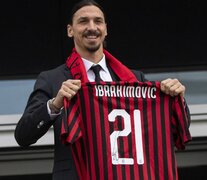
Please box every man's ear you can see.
[67,24,73,37]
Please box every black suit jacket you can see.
[15,63,191,179]
[14,64,146,180]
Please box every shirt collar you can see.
[82,54,108,72]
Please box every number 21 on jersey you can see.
[108,109,144,165]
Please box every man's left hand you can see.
[160,78,185,97]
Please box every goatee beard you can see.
[86,44,101,52]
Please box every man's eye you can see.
[79,20,87,23]
[95,19,104,24]
[78,18,88,24]
[96,20,103,24]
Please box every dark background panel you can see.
[104,1,177,71]
[0,0,62,77]
[0,0,207,78]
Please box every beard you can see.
[85,43,101,52]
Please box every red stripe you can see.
[116,166,123,180]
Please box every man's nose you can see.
[87,21,97,30]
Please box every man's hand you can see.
[52,79,81,109]
[160,78,185,97]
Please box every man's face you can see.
[67,5,107,53]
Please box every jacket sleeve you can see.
[14,72,56,147]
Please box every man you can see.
[15,0,190,179]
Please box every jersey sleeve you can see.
[171,95,192,150]
[61,96,82,144]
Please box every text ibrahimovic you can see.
[95,85,156,98]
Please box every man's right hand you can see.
[52,79,81,109]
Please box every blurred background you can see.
[0,0,207,179]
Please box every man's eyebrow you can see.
[76,16,104,22]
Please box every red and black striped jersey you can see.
[61,81,191,180]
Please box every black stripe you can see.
[169,98,177,180]
[79,88,92,179]
[88,85,100,179]
[169,97,176,180]
[173,98,184,139]
[125,82,134,180]
[63,97,76,133]
[97,83,108,179]
[151,91,159,179]
[67,108,80,140]
[115,88,126,180]
[72,143,81,175]
[107,84,117,180]
[133,82,144,180]
[172,98,181,180]
[72,139,87,177]
[160,93,168,180]
[63,108,68,133]
[143,97,151,180]
[70,126,81,144]
[80,138,86,171]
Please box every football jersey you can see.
[61,81,191,180]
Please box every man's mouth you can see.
[83,30,100,39]
[86,35,98,39]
